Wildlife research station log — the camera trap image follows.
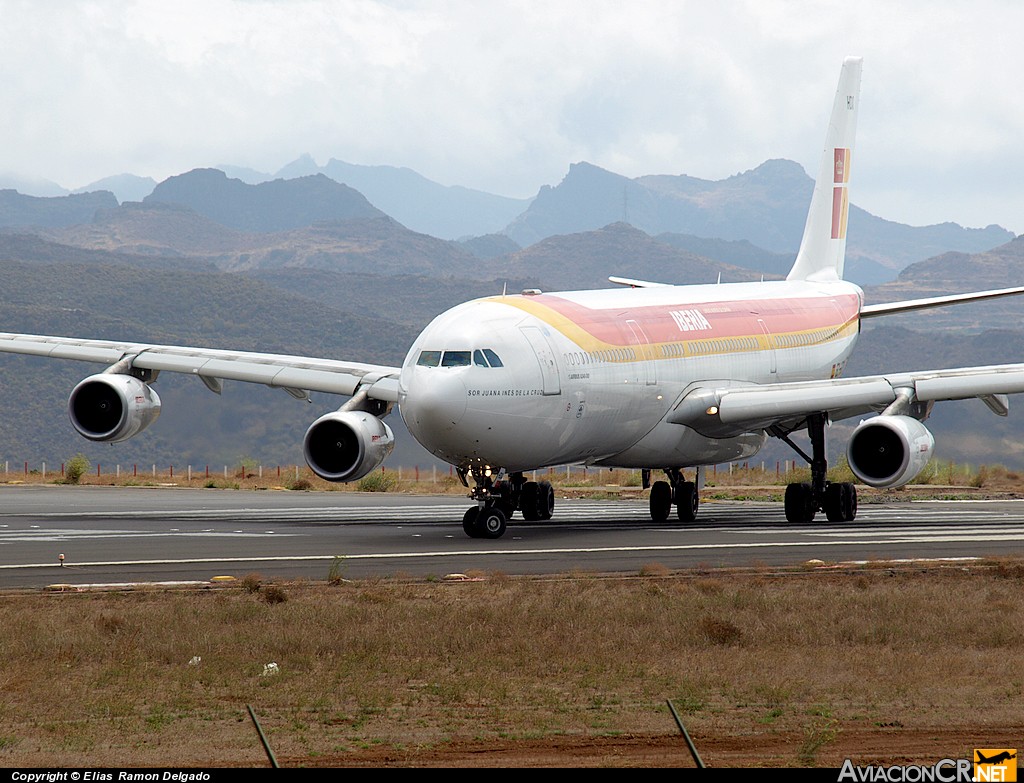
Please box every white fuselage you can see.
[398,279,863,473]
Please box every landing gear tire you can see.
[520,481,540,521]
[675,480,699,523]
[478,506,507,539]
[463,507,482,538]
[537,481,554,521]
[650,480,672,522]
[843,483,858,521]
[823,482,857,522]
[785,482,816,523]
[491,480,516,518]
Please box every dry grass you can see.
[0,562,1022,766]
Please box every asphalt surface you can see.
[2,485,1023,589]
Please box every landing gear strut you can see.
[775,413,857,523]
[460,469,555,539]
[649,468,699,523]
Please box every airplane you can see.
[976,751,1016,765]
[4,56,1024,540]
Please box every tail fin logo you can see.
[831,185,850,239]
[831,148,851,239]
[834,148,851,183]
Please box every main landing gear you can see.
[460,469,554,539]
[647,468,700,523]
[774,412,857,523]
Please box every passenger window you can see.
[441,351,471,367]
[483,349,504,367]
[417,350,441,367]
[473,349,489,367]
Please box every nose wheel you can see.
[460,469,557,538]
[463,505,507,539]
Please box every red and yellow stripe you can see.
[489,293,860,361]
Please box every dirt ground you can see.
[282,725,1023,768]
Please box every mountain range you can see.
[4,156,1014,285]
[1,154,1024,469]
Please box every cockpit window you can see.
[420,349,503,368]
[416,350,441,367]
[441,351,472,367]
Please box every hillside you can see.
[39,204,478,276]
[144,169,385,232]
[0,189,118,228]
[72,173,157,203]
[277,154,532,240]
[863,234,1024,331]
[249,269,535,328]
[487,222,773,291]
[504,160,1013,277]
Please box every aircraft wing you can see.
[0,331,402,402]
[861,285,1024,318]
[668,363,1024,434]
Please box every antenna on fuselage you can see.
[502,281,507,298]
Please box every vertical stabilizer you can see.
[787,56,862,282]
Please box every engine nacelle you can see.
[303,410,395,482]
[847,414,935,488]
[68,374,162,443]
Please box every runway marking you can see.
[3,531,1023,571]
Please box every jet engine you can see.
[846,414,935,488]
[303,410,395,482]
[68,374,162,442]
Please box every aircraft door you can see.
[626,320,656,386]
[520,325,561,395]
[758,319,777,376]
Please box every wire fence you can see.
[1,459,801,483]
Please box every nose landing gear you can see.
[460,469,555,538]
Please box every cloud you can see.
[1,0,1023,232]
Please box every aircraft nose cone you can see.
[402,370,468,450]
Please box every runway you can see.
[2,485,1024,588]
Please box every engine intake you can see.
[303,410,395,482]
[68,374,162,442]
[847,414,934,488]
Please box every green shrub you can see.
[64,454,90,484]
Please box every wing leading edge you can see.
[0,332,402,402]
[669,363,1024,437]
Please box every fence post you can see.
[42,462,45,479]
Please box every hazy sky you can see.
[2,0,1023,233]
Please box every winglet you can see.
[787,57,863,282]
